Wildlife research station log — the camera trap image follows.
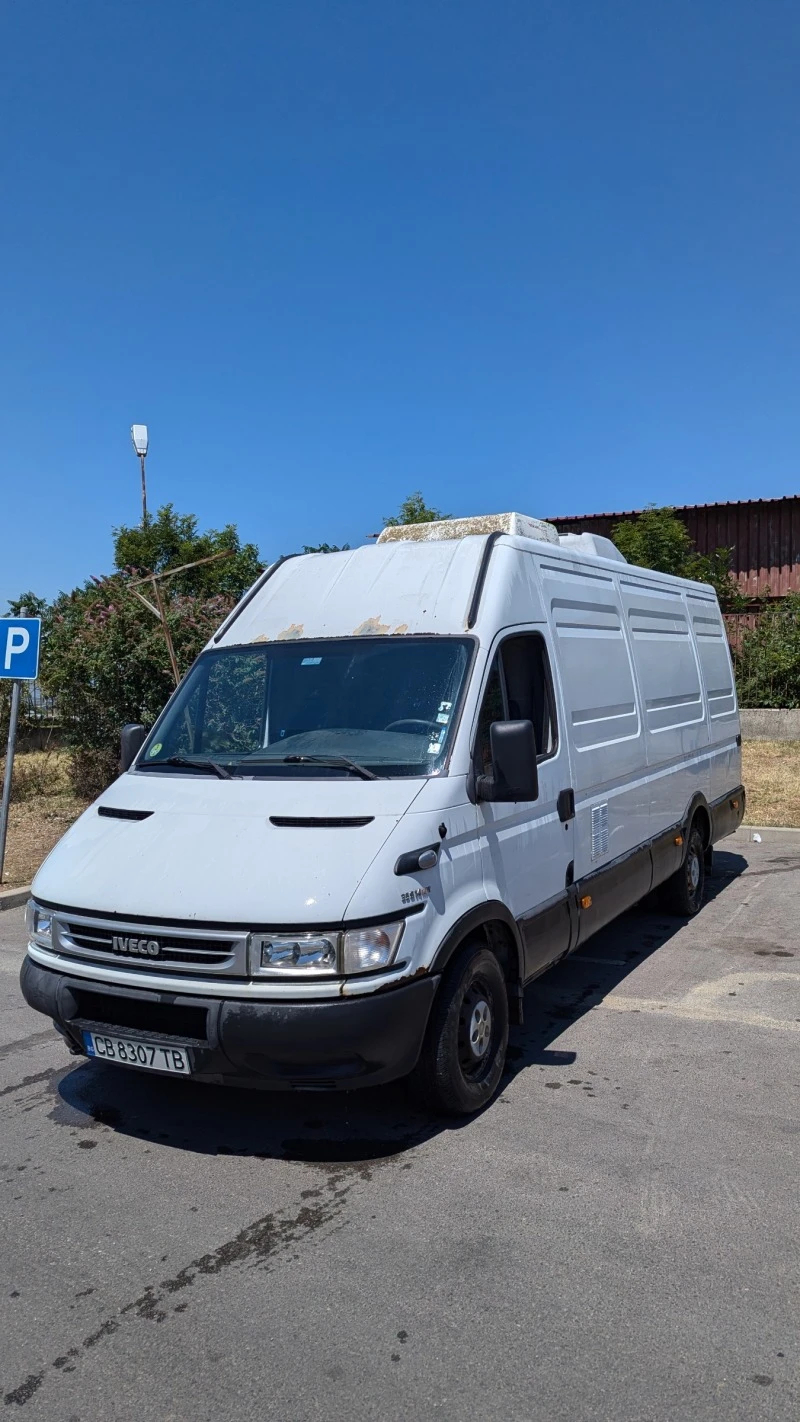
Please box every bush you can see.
[0,751,70,803]
[735,596,800,708]
[67,748,120,800]
[7,507,264,765]
[2,758,51,803]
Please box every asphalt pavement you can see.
[1,827,798,1421]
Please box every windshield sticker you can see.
[436,712,449,724]
[438,700,452,712]
[148,743,163,757]
[301,657,322,665]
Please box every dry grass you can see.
[0,751,89,890]
[0,741,797,893]
[742,740,800,829]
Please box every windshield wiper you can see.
[139,754,233,780]
[280,754,378,781]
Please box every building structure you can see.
[549,496,800,599]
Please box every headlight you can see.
[25,900,52,947]
[342,921,404,975]
[248,920,406,978]
[252,933,338,977]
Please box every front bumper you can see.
[19,956,439,1090]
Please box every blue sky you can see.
[2,0,799,607]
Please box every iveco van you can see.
[20,513,745,1114]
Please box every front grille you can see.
[65,923,233,966]
[51,913,249,978]
[70,989,208,1042]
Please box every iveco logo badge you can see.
[111,936,161,958]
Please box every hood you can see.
[32,770,425,925]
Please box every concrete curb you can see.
[740,823,800,834]
[0,887,30,911]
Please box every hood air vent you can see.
[98,807,154,821]
[269,816,374,829]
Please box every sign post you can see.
[0,612,42,884]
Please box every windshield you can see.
[138,636,473,778]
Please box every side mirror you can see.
[120,723,147,772]
[478,720,539,803]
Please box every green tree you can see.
[302,542,351,554]
[684,547,748,613]
[612,506,695,574]
[113,504,262,596]
[612,506,743,611]
[9,511,265,792]
[6,592,49,620]
[383,491,449,526]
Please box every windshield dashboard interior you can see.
[136,635,476,779]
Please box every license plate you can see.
[83,1031,191,1075]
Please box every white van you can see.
[21,513,745,1114]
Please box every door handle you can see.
[557,788,575,823]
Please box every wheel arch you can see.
[684,792,712,850]
[429,902,525,1025]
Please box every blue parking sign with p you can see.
[1,619,42,681]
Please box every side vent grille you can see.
[591,803,609,860]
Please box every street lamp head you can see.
[131,424,149,457]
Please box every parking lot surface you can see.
[1,827,798,1421]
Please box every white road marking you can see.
[602,979,800,1033]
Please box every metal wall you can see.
[551,497,800,597]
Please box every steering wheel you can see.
[384,718,441,735]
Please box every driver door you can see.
[475,631,575,980]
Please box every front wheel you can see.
[663,826,706,917]
[410,942,509,1115]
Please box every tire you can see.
[409,941,509,1116]
[663,826,706,917]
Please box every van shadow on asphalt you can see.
[55,850,748,1165]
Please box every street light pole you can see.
[130,425,149,526]
[139,452,147,524]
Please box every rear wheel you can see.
[663,826,706,917]
[410,941,509,1116]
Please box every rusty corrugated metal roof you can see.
[548,495,800,597]
[549,495,799,523]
